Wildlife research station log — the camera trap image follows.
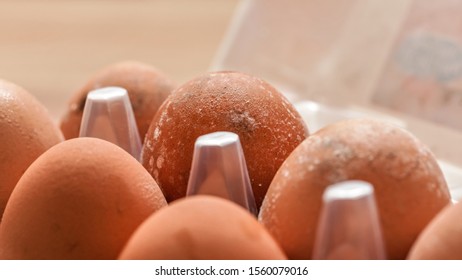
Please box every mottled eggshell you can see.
[60,60,176,141]
[408,202,462,259]
[0,138,167,259]
[142,71,309,208]
[259,119,451,260]
[119,195,286,260]
[0,79,63,219]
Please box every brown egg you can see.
[0,138,166,259]
[408,202,462,259]
[259,119,451,260]
[119,195,286,260]
[142,71,308,208]
[0,79,63,219]
[60,60,176,141]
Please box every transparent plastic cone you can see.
[79,86,142,160]
[312,180,386,260]
[186,131,258,215]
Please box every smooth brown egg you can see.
[408,202,462,259]
[141,71,308,208]
[0,79,63,219]
[259,119,451,260]
[0,138,166,259]
[119,195,286,260]
[60,60,176,141]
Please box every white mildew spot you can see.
[296,151,310,165]
[158,111,166,125]
[306,157,321,172]
[230,111,257,131]
[149,156,154,169]
[282,169,290,178]
[308,164,316,172]
[153,127,160,141]
[145,139,154,152]
[261,188,283,225]
[332,145,354,162]
[156,155,164,169]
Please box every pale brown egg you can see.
[119,195,286,260]
[408,202,462,259]
[142,71,308,209]
[259,119,451,260]
[0,138,166,259]
[60,60,176,141]
[0,79,63,219]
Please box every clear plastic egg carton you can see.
[211,0,462,201]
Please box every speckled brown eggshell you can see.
[142,71,309,208]
[259,118,451,260]
[0,79,63,219]
[119,195,287,260]
[408,201,462,259]
[60,60,176,141]
[0,138,167,259]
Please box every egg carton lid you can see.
[212,0,462,173]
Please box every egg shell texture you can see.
[259,118,451,260]
[60,60,176,141]
[142,71,308,208]
[0,138,167,259]
[119,195,287,260]
[0,79,63,219]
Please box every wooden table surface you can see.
[0,0,239,119]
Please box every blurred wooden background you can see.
[0,0,239,119]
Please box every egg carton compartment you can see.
[3,0,461,260]
[313,180,386,259]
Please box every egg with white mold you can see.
[259,118,451,259]
[141,71,309,209]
